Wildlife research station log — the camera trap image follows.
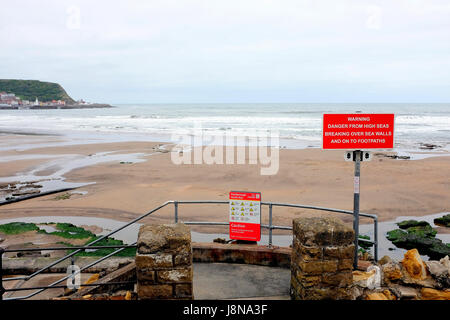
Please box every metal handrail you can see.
[172,200,378,260]
[1,243,136,300]
[1,199,378,300]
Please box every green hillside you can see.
[0,79,75,103]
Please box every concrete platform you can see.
[193,262,290,300]
[2,262,291,300]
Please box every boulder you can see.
[353,266,381,289]
[425,255,450,288]
[397,220,430,229]
[378,255,392,265]
[401,249,428,280]
[391,285,418,300]
[434,214,450,227]
[382,262,403,282]
[420,288,450,300]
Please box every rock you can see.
[392,285,418,299]
[382,262,403,282]
[419,143,441,150]
[382,289,397,300]
[292,217,354,246]
[356,260,373,271]
[353,265,381,289]
[397,220,430,229]
[137,223,191,254]
[378,255,392,265]
[365,292,389,300]
[0,237,3,243]
[387,224,449,260]
[425,256,450,288]
[401,249,428,280]
[434,214,450,227]
[420,288,450,300]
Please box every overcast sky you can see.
[1,0,449,103]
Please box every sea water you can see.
[0,103,449,153]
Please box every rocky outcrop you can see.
[353,250,450,300]
[401,249,428,280]
[386,220,449,260]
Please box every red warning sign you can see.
[229,191,261,241]
[322,113,395,150]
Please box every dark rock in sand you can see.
[387,220,449,260]
[397,220,430,229]
[434,214,450,228]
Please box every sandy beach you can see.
[0,134,449,235]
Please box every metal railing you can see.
[0,199,378,300]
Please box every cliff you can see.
[0,79,76,104]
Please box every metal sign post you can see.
[352,150,361,269]
[323,113,395,269]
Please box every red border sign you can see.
[322,113,395,150]
[229,191,261,241]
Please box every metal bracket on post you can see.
[352,150,361,269]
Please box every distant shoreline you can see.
[0,103,114,110]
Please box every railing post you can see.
[268,203,273,247]
[0,247,5,301]
[174,201,178,223]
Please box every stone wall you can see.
[135,223,193,300]
[290,216,355,300]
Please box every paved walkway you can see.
[194,263,290,300]
[2,263,291,300]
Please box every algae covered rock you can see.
[386,219,450,260]
[434,214,450,228]
[397,220,430,229]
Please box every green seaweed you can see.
[0,222,39,234]
[38,223,95,239]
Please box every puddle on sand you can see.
[0,151,153,202]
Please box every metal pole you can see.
[174,201,178,223]
[353,150,361,269]
[374,216,378,262]
[0,247,4,301]
[71,256,75,287]
[268,203,273,247]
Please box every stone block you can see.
[299,244,322,261]
[293,217,354,246]
[137,284,173,299]
[135,253,173,269]
[157,267,193,283]
[322,272,353,287]
[299,260,338,274]
[174,252,192,266]
[338,259,353,271]
[136,268,155,282]
[137,223,191,254]
[174,284,193,298]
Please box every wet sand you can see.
[0,134,449,234]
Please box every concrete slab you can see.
[193,262,290,300]
[2,262,291,300]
